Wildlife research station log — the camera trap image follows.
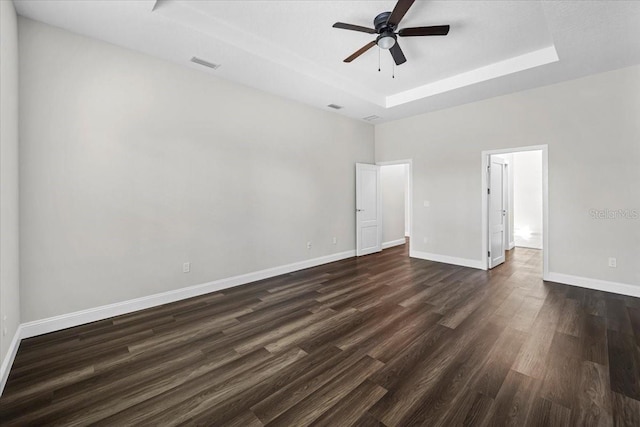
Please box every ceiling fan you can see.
[332,0,450,65]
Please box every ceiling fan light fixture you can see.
[377,32,396,50]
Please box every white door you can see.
[356,163,382,256]
[488,157,506,268]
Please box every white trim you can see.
[0,326,22,396]
[515,244,543,250]
[382,238,406,250]
[386,46,559,107]
[481,145,549,279]
[546,272,640,298]
[376,159,413,257]
[410,250,484,270]
[19,250,355,340]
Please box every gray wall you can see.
[376,65,640,286]
[0,0,21,366]
[380,164,406,245]
[18,18,374,322]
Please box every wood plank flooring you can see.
[2,243,640,426]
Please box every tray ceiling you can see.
[14,1,640,122]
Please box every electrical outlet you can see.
[423,237,428,244]
[307,241,312,250]
[332,237,337,245]
[183,262,191,273]
[423,200,430,207]
[608,257,617,268]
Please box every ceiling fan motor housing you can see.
[374,11,395,32]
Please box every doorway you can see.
[378,160,412,255]
[481,146,548,278]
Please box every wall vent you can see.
[327,104,343,110]
[363,115,381,121]
[190,57,221,70]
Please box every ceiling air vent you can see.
[363,115,381,122]
[190,57,221,70]
[327,104,343,110]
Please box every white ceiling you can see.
[13,0,640,123]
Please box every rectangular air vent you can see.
[190,57,221,70]
[327,104,343,110]
[362,115,381,121]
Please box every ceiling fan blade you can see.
[389,42,407,65]
[344,41,377,63]
[398,25,450,37]
[387,0,416,27]
[332,22,376,34]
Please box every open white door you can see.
[356,163,382,256]
[488,156,506,268]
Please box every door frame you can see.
[480,146,548,279]
[376,159,413,256]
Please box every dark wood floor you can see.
[2,243,640,426]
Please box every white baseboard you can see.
[515,234,542,250]
[546,272,640,298]
[382,238,406,250]
[410,250,485,270]
[508,241,516,250]
[20,249,356,340]
[0,326,22,396]
[515,243,543,250]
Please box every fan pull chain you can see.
[392,60,395,79]
[378,47,381,72]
